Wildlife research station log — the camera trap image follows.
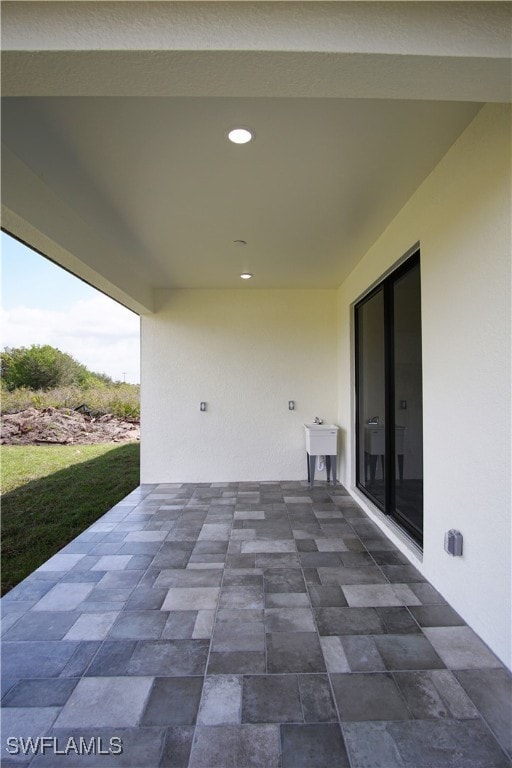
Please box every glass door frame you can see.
[354,249,423,544]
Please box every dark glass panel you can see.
[356,289,386,508]
[393,262,424,538]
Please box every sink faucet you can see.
[313,416,323,424]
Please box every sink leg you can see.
[330,455,337,487]
[326,455,331,483]
[308,454,316,488]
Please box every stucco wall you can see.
[336,103,511,667]
[141,289,337,483]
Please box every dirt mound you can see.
[1,407,140,445]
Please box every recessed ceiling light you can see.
[240,272,253,280]
[228,128,254,145]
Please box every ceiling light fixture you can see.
[228,128,254,145]
[240,272,253,280]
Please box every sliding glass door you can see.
[355,251,423,544]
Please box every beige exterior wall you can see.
[141,289,337,483]
[336,103,511,667]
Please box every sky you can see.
[1,233,141,384]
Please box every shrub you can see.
[1,383,140,420]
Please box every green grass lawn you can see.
[1,442,140,595]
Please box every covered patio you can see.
[1,481,510,767]
[2,2,511,765]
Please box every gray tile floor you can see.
[1,481,511,767]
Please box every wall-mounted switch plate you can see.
[400,400,407,410]
[200,402,207,412]
[288,401,295,411]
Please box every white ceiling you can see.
[2,96,480,289]
[1,1,509,310]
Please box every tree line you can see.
[1,344,116,391]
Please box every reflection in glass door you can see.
[355,287,386,509]
[355,251,423,544]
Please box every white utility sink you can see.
[304,424,339,455]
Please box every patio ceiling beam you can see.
[2,50,509,103]
[2,2,509,59]
[2,2,511,102]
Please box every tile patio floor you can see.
[1,481,511,768]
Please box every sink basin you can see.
[304,424,339,455]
